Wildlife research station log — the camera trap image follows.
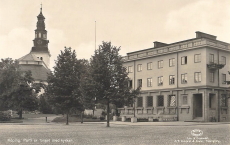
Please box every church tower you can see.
[30,5,51,69]
[18,5,51,83]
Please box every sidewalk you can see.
[108,121,230,126]
[2,116,230,126]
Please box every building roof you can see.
[127,31,229,55]
[19,64,50,81]
[18,53,41,61]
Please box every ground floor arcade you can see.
[118,87,229,122]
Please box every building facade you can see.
[18,6,50,84]
[120,32,230,122]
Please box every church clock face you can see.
[37,40,42,44]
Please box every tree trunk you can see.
[81,111,83,123]
[66,113,69,125]
[19,108,23,119]
[106,99,110,127]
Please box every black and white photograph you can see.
[0,0,230,144]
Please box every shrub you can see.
[70,114,80,117]
[92,116,97,119]
[84,114,93,119]
[99,117,105,120]
[101,111,106,117]
[137,118,148,122]
[153,119,159,122]
[125,118,131,122]
[0,111,11,121]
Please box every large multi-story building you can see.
[120,32,230,122]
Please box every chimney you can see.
[196,31,216,40]
[153,41,168,48]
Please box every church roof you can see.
[18,53,41,61]
[19,64,50,81]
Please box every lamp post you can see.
[133,97,136,118]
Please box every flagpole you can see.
[95,21,96,50]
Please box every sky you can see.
[0,0,229,69]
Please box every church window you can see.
[43,34,46,39]
[40,57,43,60]
[35,32,37,38]
[39,32,41,38]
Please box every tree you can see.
[46,47,85,125]
[75,59,96,123]
[39,94,53,114]
[129,86,141,118]
[0,58,39,118]
[90,41,134,127]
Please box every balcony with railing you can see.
[207,60,225,70]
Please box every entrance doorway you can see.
[193,94,203,118]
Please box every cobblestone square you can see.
[0,122,229,145]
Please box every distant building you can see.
[18,6,50,84]
[120,32,230,122]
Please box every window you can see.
[168,95,176,107]
[181,56,187,65]
[147,62,152,70]
[222,74,226,84]
[181,73,187,84]
[147,78,152,87]
[40,57,43,60]
[169,58,175,67]
[35,32,37,38]
[220,94,227,107]
[194,72,201,83]
[128,66,133,73]
[169,75,175,85]
[43,34,47,39]
[194,54,201,63]
[157,95,164,106]
[182,96,188,105]
[209,54,214,63]
[137,79,142,88]
[137,64,142,72]
[210,72,214,82]
[38,32,41,38]
[128,80,132,88]
[147,96,153,107]
[221,56,226,65]
[158,76,163,86]
[137,97,143,107]
[158,60,163,68]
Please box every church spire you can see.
[31,5,50,69]
[40,3,42,13]
[31,5,49,54]
[37,4,45,30]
